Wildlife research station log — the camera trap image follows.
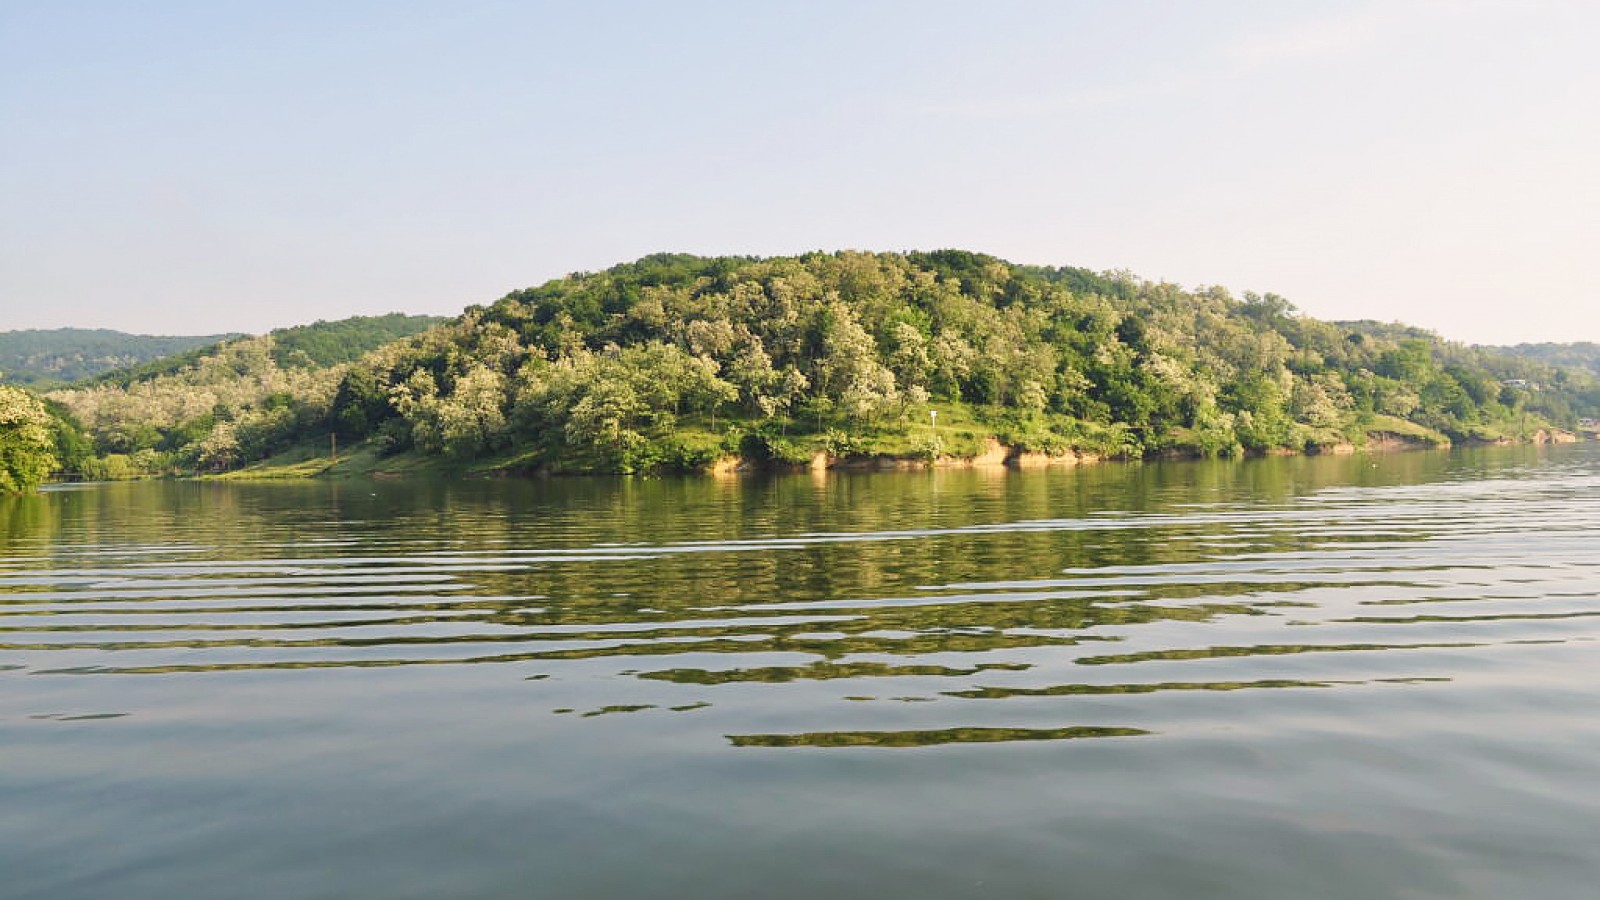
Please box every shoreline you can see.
[33,427,1588,489]
[708,427,1583,477]
[173,426,1584,483]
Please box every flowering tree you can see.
[0,385,58,493]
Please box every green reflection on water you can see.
[1075,641,1485,666]
[941,678,1342,699]
[638,660,1032,684]
[728,725,1152,748]
[580,704,657,718]
[3,444,1599,899]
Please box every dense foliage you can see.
[1491,343,1600,418]
[1497,342,1600,375]
[0,329,237,388]
[48,314,442,477]
[0,385,59,493]
[46,252,1597,476]
[268,314,448,369]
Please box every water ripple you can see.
[4,445,1599,752]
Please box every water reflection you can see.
[940,678,1343,699]
[3,445,1598,745]
[7,444,1600,899]
[728,725,1151,748]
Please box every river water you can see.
[3,444,1599,899]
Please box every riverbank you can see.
[200,418,1582,482]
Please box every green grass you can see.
[1365,415,1450,446]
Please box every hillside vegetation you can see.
[1496,342,1600,374]
[85,313,445,388]
[0,385,61,493]
[39,252,1596,478]
[0,328,238,387]
[45,313,444,479]
[1494,342,1600,412]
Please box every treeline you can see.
[26,252,1599,481]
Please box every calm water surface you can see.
[4,445,1600,899]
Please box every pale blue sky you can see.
[3,1,1596,343]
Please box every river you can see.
[4,444,1599,898]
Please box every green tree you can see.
[1226,372,1297,451]
[0,386,59,493]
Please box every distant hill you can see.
[1494,342,1600,376]
[87,313,447,388]
[0,328,238,387]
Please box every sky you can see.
[2,0,1597,344]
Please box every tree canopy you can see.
[0,385,59,493]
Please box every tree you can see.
[816,302,901,423]
[331,367,392,439]
[887,323,932,391]
[928,331,976,400]
[762,367,810,426]
[726,332,779,414]
[194,420,241,471]
[1226,372,1297,451]
[564,378,648,469]
[1291,373,1353,430]
[0,386,59,493]
[434,364,509,457]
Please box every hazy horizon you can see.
[5,1,1597,344]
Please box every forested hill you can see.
[87,313,446,388]
[269,314,451,369]
[1494,342,1600,376]
[0,328,238,387]
[45,252,1596,477]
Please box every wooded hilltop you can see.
[10,251,1600,487]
